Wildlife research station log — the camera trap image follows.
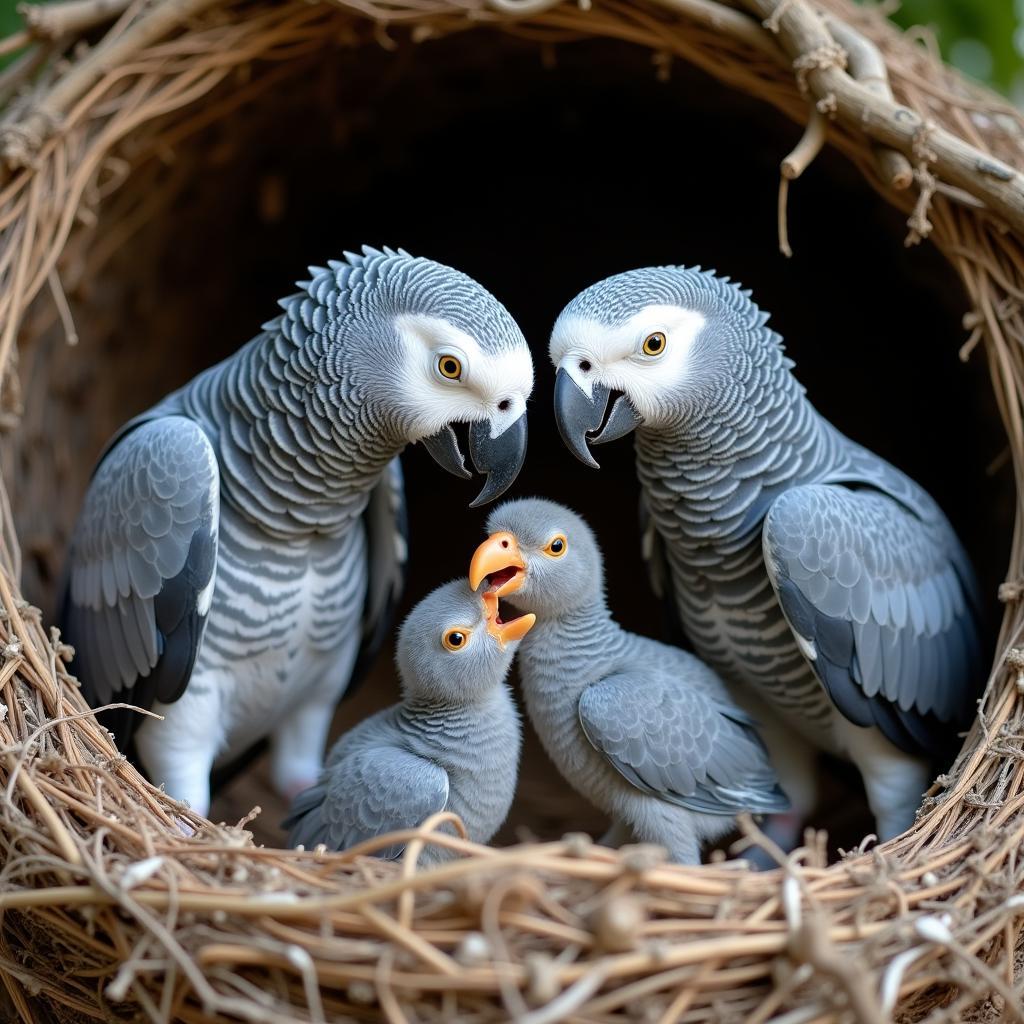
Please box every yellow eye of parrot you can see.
[642,332,667,357]
[438,354,463,380]
[543,534,568,558]
[442,627,471,651]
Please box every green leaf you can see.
[885,0,1022,94]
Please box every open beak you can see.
[553,367,643,469]
[470,531,527,596]
[422,413,528,507]
[482,591,535,648]
[472,533,534,648]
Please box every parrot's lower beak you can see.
[421,413,528,507]
[469,531,526,596]
[553,367,643,469]
[482,591,535,648]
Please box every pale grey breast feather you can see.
[200,506,366,664]
[395,694,520,766]
[287,689,520,855]
[518,609,632,682]
[397,692,521,839]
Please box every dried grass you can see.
[0,0,1023,1020]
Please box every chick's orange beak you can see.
[482,591,535,648]
[469,532,526,596]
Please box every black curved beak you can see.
[468,413,528,507]
[421,425,473,480]
[421,413,528,507]
[554,367,642,469]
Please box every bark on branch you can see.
[742,0,1024,233]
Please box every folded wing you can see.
[63,415,220,746]
[762,483,983,756]
[579,672,789,815]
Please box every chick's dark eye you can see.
[543,534,568,558]
[442,628,470,651]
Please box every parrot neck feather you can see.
[634,340,838,548]
[395,689,520,770]
[518,604,629,693]
[175,329,404,538]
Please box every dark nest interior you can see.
[7,29,1011,856]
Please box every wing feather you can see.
[579,671,789,816]
[763,483,983,758]
[62,415,219,747]
[284,746,448,856]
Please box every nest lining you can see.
[0,0,1024,1021]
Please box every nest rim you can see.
[1,0,1024,1021]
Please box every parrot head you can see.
[396,579,534,704]
[297,247,534,506]
[469,497,603,620]
[548,266,769,468]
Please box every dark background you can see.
[15,33,1011,852]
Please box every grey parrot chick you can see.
[285,579,532,860]
[469,498,788,865]
[549,266,984,844]
[62,246,534,817]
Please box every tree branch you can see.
[743,0,1024,232]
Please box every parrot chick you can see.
[469,498,788,865]
[285,579,533,860]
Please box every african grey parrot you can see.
[285,578,530,859]
[549,266,984,843]
[469,498,788,865]
[62,246,533,816]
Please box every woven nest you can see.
[1,0,1024,1021]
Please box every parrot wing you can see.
[762,482,984,757]
[284,746,449,856]
[578,672,789,816]
[351,457,408,689]
[62,415,219,747]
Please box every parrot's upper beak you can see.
[469,531,527,596]
[482,591,535,649]
[553,366,643,469]
[472,533,534,648]
[422,413,528,507]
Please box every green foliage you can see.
[0,0,21,41]
[886,0,1022,94]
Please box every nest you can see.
[1,0,1024,1020]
